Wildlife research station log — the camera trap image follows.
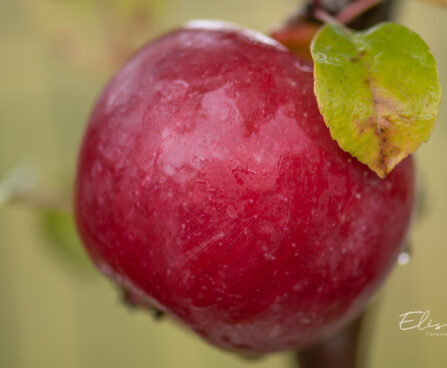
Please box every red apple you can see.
[75,20,414,353]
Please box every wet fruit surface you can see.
[75,21,414,352]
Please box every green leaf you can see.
[311,22,441,177]
[41,211,94,275]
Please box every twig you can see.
[0,165,72,213]
[10,190,72,213]
[313,8,342,25]
[287,0,391,29]
[336,0,386,25]
[294,313,364,368]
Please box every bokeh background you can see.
[1,0,446,367]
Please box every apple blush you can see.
[75,21,414,353]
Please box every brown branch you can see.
[294,313,364,368]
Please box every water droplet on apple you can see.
[398,251,410,265]
[398,241,412,266]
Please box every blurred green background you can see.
[1,0,446,367]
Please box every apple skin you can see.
[75,21,414,353]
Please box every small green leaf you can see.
[41,211,93,274]
[311,23,441,177]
